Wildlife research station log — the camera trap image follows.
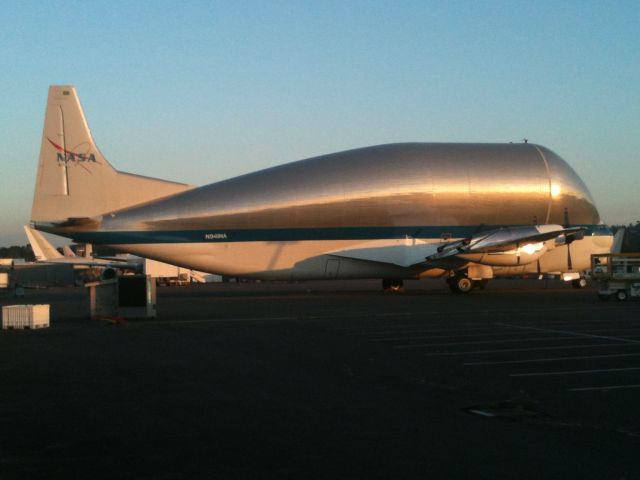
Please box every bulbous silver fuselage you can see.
[105,143,599,232]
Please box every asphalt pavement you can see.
[1,279,639,479]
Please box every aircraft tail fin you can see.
[31,86,193,223]
[611,228,625,254]
[24,225,64,261]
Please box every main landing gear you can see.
[382,279,404,292]
[446,275,489,294]
[447,275,474,294]
[571,277,588,289]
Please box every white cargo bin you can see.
[2,304,50,329]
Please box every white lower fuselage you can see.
[111,234,613,281]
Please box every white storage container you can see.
[0,272,9,288]
[2,304,50,329]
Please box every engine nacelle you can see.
[457,242,548,266]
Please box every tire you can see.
[449,275,474,294]
[382,279,404,292]
[572,278,588,289]
[615,290,628,301]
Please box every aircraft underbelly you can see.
[114,240,419,280]
[110,235,611,280]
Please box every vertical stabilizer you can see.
[31,86,193,222]
[611,228,625,254]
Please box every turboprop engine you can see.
[428,224,585,267]
[456,241,548,266]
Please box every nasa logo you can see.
[47,137,97,164]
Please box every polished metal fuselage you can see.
[47,143,611,279]
[101,143,600,230]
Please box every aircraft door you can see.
[325,259,341,278]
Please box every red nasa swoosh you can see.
[47,137,85,156]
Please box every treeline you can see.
[0,243,117,260]
[614,221,640,253]
[0,245,35,261]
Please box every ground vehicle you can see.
[591,253,640,301]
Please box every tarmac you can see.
[1,279,639,479]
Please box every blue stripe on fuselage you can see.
[67,224,611,245]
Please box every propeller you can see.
[562,208,573,270]
[562,208,585,271]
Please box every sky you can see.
[1,1,638,246]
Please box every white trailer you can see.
[591,253,640,301]
[2,304,50,329]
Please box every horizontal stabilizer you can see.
[24,225,63,261]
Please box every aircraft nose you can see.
[537,146,600,225]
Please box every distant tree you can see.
[622,221,640,252]
[0,244,35,262]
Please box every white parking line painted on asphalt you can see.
[392,336,584,348]
[510,367,640,377]
[495,322,640,344]
[129,311,419,326]
[343,320,640,336]
[568,384,640,392]
[346,326,509,336]
[469,409,496,417]
[419,343,640,357]
[366,332,558,342]
[465,352,640,366]
[335,306,609,331]
[365,329,640,342]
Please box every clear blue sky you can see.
[1,1,638,246]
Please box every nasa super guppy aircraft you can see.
[31,86,613,293]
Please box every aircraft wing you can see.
[328,225,585,270]
[328,239,441,268]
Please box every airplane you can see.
[24,225,142,277]
[30,86,614,293]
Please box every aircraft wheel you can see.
[572,278,588,289]
[449,275,474,294]
[615,290,628,302]
[382,279,404,292]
